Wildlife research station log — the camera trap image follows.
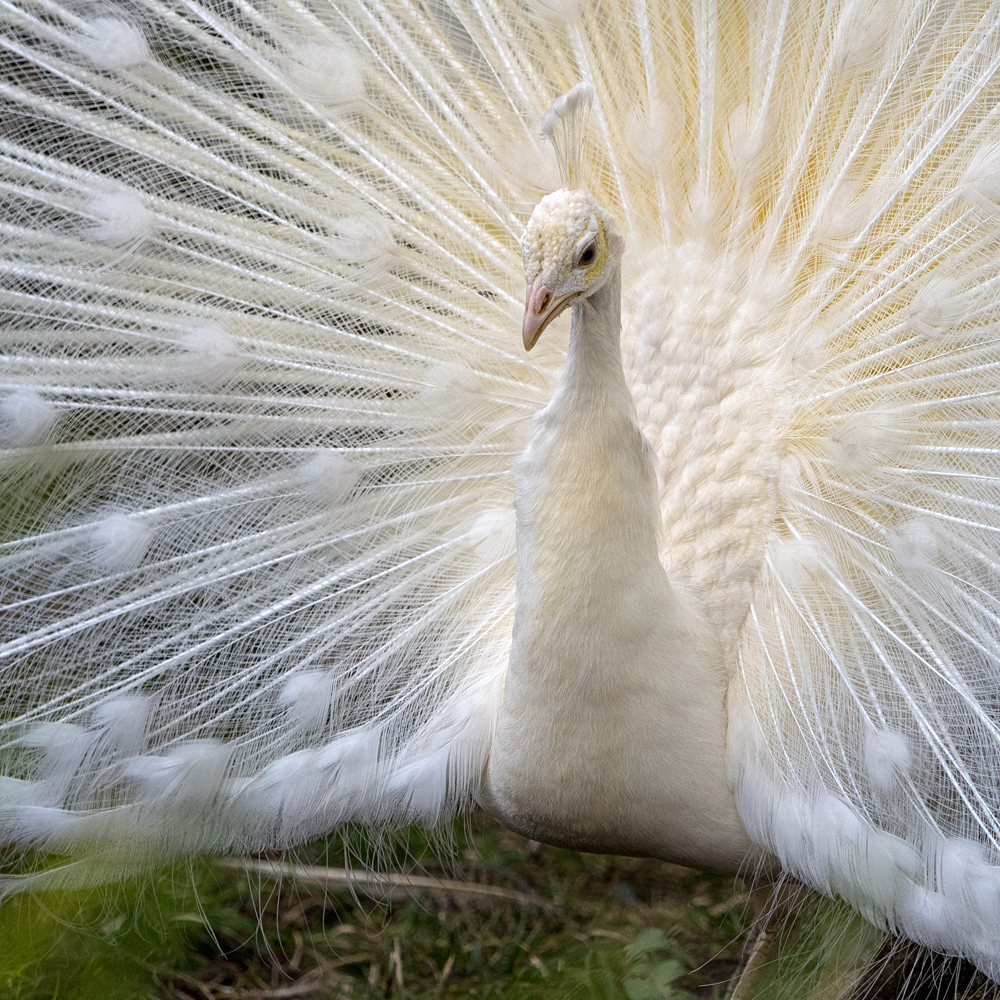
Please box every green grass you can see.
[0,813,752,999]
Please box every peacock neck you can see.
[561,270,629,405]
[483,260,762,874]
[514,265,666,622]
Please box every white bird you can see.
[486,175,757,877]
[3,0,1000,986]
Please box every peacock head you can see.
[520,189,623,351]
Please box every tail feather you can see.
[1,0,538,880]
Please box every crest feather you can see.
[540,82,593,189]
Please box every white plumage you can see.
[3,0,1000,983]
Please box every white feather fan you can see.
[4,0,1000,980]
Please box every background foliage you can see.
[0,813,750,999]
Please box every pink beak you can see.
[522,279,570,351]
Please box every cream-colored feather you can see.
[487,189,759,874]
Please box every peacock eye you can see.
[578,243,596,266]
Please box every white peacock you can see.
[2,0,1000,984]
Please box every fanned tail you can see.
[0,0,573,883]
[5,0,1000,982]
[709,1,1000,979]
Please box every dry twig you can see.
[217,858,559,913]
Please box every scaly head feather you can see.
[520,190,623,349]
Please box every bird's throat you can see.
[514,271,666,636]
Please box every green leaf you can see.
[624,976,664,1000]
[651,959,685,989]
[627,929,669,960]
